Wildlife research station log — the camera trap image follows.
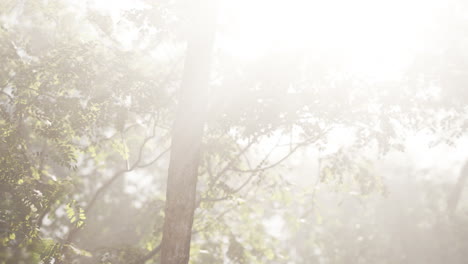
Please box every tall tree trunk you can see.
[447,160,468,217]
[160,1,217,264]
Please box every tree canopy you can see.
[1,0,468,263]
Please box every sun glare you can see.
[219,0,442,81]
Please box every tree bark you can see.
[160,1,217,264]
[447,160,468,217]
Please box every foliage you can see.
[1,0,468,263]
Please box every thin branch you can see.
[203,135,281,203]
[138,243,162,264]
[137,147,170,169]
[203,127,331,203]
[208,136,259,190]
[0,90,13,101]
[231,128,330,174]
[192,204,237,235]
[62,119,167,250]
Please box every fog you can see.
[1,0,468,263]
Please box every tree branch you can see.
[61,118,168,254]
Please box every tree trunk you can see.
[447,160,468,217]
[160,1,217,264]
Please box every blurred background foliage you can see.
[1,0,468,263]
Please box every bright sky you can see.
[90,0,448,83]
[89,0,466,167]
[219,0,444,82]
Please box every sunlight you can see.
[4,1,468,263]
[220,0,442,81]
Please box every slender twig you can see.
[137,148,170,169]
[138,243,162,264]
[203,127,331,203]
[208,136,259,190]
[0,90,13,101]
[203,135,282,202]
[62,118,167,251]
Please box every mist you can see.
[1,0,468,263]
